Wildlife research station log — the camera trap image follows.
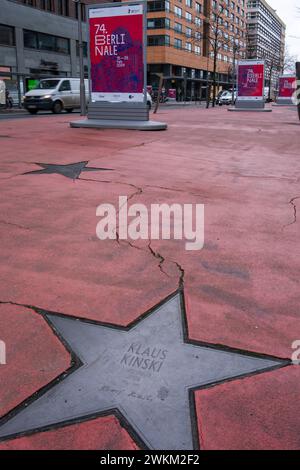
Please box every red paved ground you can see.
[0,105,299,449]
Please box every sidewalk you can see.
[0,105,299,450]
[160,100,204,106]
[0,107,27,114]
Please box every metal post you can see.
[183,72,187,104]
[296,62,300,121]
[75,0,86,116]
[17,75,22,109]
[232,46,236,105]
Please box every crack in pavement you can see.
[0,220,31,231]
[283,196,300,228]
[144,184,208,199]
[0,176,185,288]
[289,197,299,225]
[147,241,170,278]
[78,176,185,287]
[147,242,185,289]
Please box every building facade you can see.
[246,0,285,89]
[0,0,247,104]
[0,0,94,85]
[0,0,110,103]
[147,0,247,99]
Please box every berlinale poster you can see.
[88,4,144,103]
[278,76,296,99]
[237,61,264,101]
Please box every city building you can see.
[0,0,247,105]
[246,0,285,89]
[0,0,93,104]
[147,0,247,99]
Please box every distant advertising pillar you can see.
[276,76,296,105]
[235,60,265,110]
[70,1,167,130]
[168,89,176,101]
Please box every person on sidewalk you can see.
[5,89,13,109]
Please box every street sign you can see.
[88,3,145,103]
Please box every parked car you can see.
[218,90,237,105]
[23,78,89,114]
[215,89,228,105]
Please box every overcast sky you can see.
[267,0,300,59]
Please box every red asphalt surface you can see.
[0,105,299,449]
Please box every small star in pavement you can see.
[23,161,113,179]
[0,292,287,450]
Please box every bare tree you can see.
[200,2,245,107]
[283,46,297,74]
[260,51,282,101]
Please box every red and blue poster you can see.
[89,4,144,103]
[237,60,264,101]
[278,76,296,98]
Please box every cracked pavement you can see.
[0,106,299,450]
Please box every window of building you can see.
[185,11,192,22]
[24,30,70,54]
[38,32,56,51]
[195,2,201,13]
[147,1,169,12]
[147,35,170,46]
[0,24,15,46]
[174,38,182,48]
[40,0,54,11]
[147,18,170,29]
[65,0,69,16]
[174,6,182,17]
[23,0,36,6]
[186,27,192,37]
[174,22,182,32]
[58,0,63,15]
[24,29,38,49]
[195,16,202,27]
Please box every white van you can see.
[23,78,89,114]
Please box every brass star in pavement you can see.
[23,161,113,179]
[0,292,288,449]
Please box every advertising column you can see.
[236,60,265,109]
[70,1,167,130]
[277,75,296,105]
[88,4,145,103]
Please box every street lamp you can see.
[73,0,86,116]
